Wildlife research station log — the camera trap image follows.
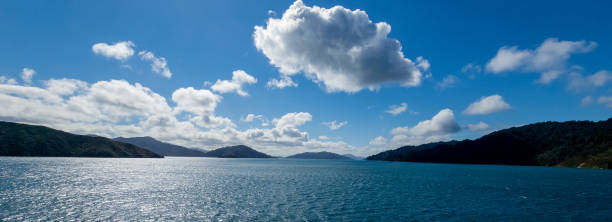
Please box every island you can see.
[202,145,272,158]
[114,136,208,157]
[0,121,162,158]
[367,119,612,169]
[287,151,351,160]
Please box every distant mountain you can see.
[0,121,162,158]
[342,154,364,160]
[189,147,209,153]
[203,145,272,158]
[114,136,207,157]
[287,151,351,160]
[367,119,612,169]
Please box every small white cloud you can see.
[486,46,532,73]
[242,114,263,122]
[390,109,460,145]
[588,70,612,87]
[267,10,277,16]
[416,56,430,72]
[20,68,36,84]
[466,122,490,131]
[581,96,594,106]
[323,120,348,130]
[568,70,612,91]
[461,63,482,78]
[385,102,408,116]
[485,38,597,84]
[210,70,257,96]
[120,64,133,70]
[0,75,18,85]
[392,109,460,136]
[464,94,511,115]
[267,75,297,89]
[318,135,329,140]
[437,75,459,89]
[597,96,612,108]
[92,41,135,61]
[369,136,387,145]
[273,112,312,129]
[138,50,172,78]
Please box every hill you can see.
[0,121,162,158]
[342,154,365,160]
[203,145,272,158]
[114,136,207,157]
[367,119,612,169]
[287,151,351,160]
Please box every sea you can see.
[1,157,611,221]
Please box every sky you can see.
[0,0,611,156]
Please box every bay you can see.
[1,157,611,221]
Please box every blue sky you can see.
[0,0,610,156]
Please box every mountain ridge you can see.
[203,145,272,158]
[287,151,351,160]
[0,121,162,158]
[114,136,207,157]
[367,119,612,169]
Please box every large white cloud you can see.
[170,87,234,129]
[464,94,511,115]
[171,87,221,115]
[210,70,257,96]
[0,79,170,125]
[486,38,597,84]
[0,78,379,156]
[388,109,460,146]
[44,78,88,96]
[68,80,173,122]
[92,41,135,61]
[253,0,425,93]
[138,50,173,78]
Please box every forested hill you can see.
[0,121,162,158]
[287,151,351,160]
[203,145,272,158]
[114,136,207,157]
[367,119,612,169]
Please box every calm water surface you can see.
[1,157,611,221]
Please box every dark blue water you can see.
[1,157,611,221]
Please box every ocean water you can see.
[0,157,611,221]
